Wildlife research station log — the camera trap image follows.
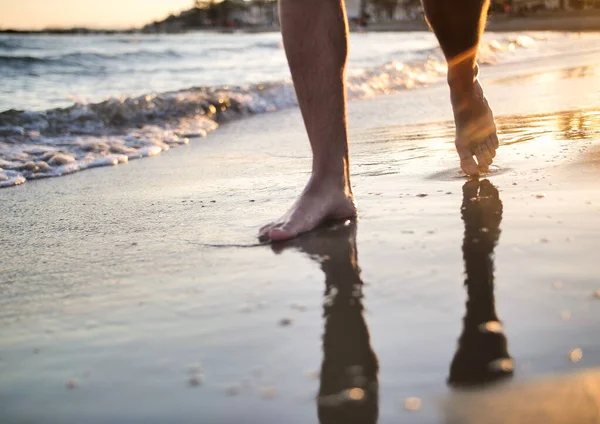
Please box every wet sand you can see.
[2,37,600,423]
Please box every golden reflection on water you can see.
[356,107,600,148]
[498,108,600,145]
[354,107,600,180]
[489,65,600,87]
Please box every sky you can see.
[0,0,194,30]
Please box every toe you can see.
[485,137,497,159]
[481,144,494,165]
[461,156,480,176]
[475,145,491,171]
[258,222,281,240]
[259,222,275,234]
[268,226,298,242]
[457,145,479,176]
[490,131,499,149]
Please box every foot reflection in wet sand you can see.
[449,179,514,387]
[271,180,514,420]
[273,222,379,424]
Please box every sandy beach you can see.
[2,32,600,423]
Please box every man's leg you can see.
[259,0,356,242]
[422,0,499,175]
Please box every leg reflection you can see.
[273,222,379,424]
[448,179,514,387]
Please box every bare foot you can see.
[258,176,357,242]
[451,79,499,176]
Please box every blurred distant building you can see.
[491,0,600,10]
[491,0,558,10]
[241,0,279,26]
[143,0,278,32]
[346,0,424,23]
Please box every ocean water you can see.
[0,31,597,188]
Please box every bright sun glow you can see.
[0,0,193,30]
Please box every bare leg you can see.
[258,0,356,242]
[423,0,499,175]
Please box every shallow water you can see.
[2,31,599,188]
[0,31,561,112]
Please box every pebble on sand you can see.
[416,193,428,198]
[189,374,203,387]
[279,318,293,326]
[569,348,583,363]
[66,379,79,389]
[535,193,546,199]
[404,397,422,411]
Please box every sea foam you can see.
[0,35,539,188]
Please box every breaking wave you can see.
[0,35,537,188]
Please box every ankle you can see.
[312,157,350,184]
[309,169,351,196]
[448,62,479,98]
